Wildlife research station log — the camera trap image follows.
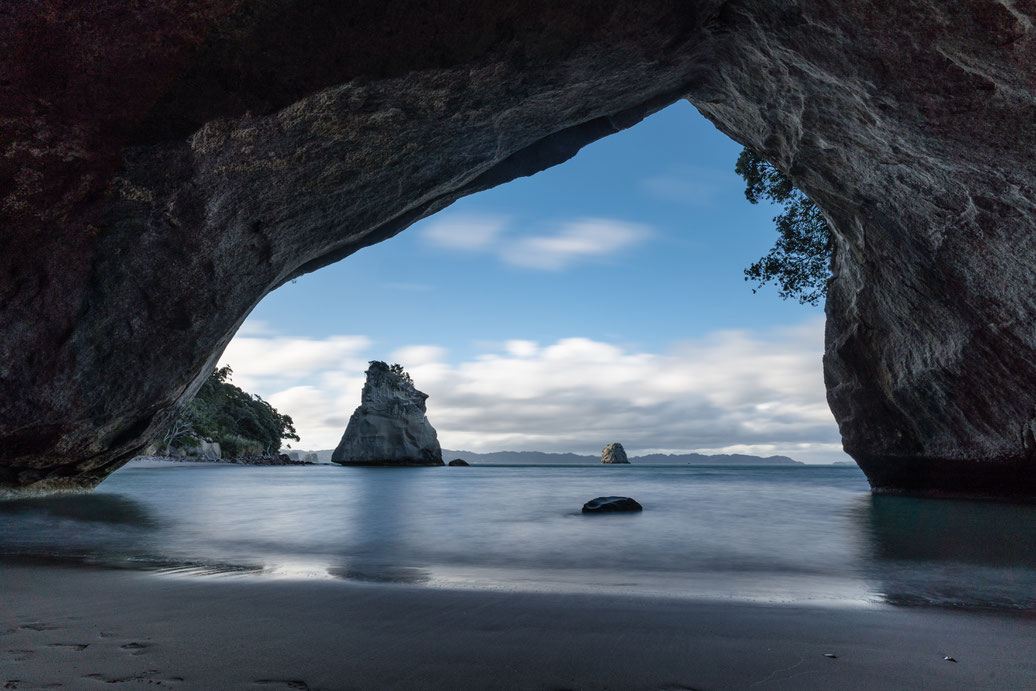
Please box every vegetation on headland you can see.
[160,365,299,457]
[736,147,832,306]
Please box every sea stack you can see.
[602,443,630,464]
[332,362,444,466]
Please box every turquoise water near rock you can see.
[1,464,1033,610]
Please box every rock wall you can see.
[332,362,442,466]
[194,440,222,460]
[2,1,1035,497]
[692,2,1036,498]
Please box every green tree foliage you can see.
[367,360,414,386]
[736,147,832,306]
[163,365,300,457]
[387,362,413,385]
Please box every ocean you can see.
[1,463,1033,611]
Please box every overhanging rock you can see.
[2,2,1035,498]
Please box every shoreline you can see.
[127,455,315,467]
[3,564,1033,690]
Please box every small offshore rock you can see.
[944,656,956,663]
[824,654,838,659]
[582,496,643,513]
[601,442,629,464]
[448,459,469,466]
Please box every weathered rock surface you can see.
[582,496,643,513]
[2,2,1036,497]
[194,440,222,460]
[332,362,443,466]
[602,443,630,464]
[233,453,312,466]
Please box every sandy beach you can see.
[2,564,1033,690]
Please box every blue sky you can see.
[224,101,848,463]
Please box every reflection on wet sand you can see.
[0,493,157,527]
[854,495,1036,610]
[325,467,432,585]
[328,565,431,584]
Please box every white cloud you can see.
[420,213,509,251]
[504,340,539,358]
[235,319,277,336]
[389,345,448,368]
[221,334,370,377]
[500,218,651,270]
[639,165,733,205]
[266,384,359,451]
[218,332,370,394]
[418,213,652,271]
[220,318,848,463]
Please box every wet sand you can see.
[2,565,1033,690]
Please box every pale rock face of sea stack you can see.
[602,443,630,464]
[332,362,443,466]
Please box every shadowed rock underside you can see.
[2,1,1035,497]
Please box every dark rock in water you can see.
[217,454,313,466]
[448,459,469,466]
[2,4,1036,498]
[601,443,630,464]
[145,454,313,466]
[582,496,643,513]
[332,362,443,466]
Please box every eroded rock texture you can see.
[2,1,1035,497]
[602,443,630,464]
[332,362,442,466]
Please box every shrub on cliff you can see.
[366,360,413,386]
[161,365,299,457]
[737,147,832,306]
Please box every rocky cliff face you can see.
[2,2,1035,497]
[332,363,442,466]
[602,443,630,464]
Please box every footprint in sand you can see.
[254,681,311,690]
[18,623,59,632]
[83,670,181,685]
[119,642,151,655]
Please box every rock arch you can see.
[2,1,1035,497]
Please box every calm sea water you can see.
[1,463,1033,611]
